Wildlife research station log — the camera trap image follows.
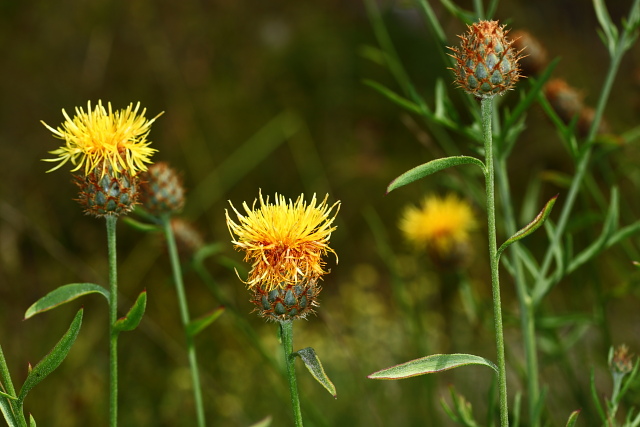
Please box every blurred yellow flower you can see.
[226,191,340,292]
[400,193,476,256]
[42,100,162,176]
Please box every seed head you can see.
[449,20,523,98]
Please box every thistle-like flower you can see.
[449,20,522,98]
[42,101,162,217]
[400,194,476,267]
[226,191,340,321]
[42,100,162,177]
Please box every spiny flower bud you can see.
[610,344,634,377]
[139,162,186,216]
[170,218,205,260]
[449,20,522,98]
[75,164,139,218]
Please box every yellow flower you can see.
[226,191,340,292]
[400,193,475,255]
[42,100,163,176]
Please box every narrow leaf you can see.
[295,347,337,397]
[0,397,19,427]
[248,415,272,427]
[25,283,109,319]
[29,414,36,427]
[565,410,580,427]
[187,306,225,337]
[368,353,498,380]
[18,309,83,403]
[113,291,147,333]
[387,156,485,194]
[122,217,161,233]
[363,79,422,115]
[498,194,558,257]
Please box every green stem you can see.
[495,157,539,426]
[162,215,206,427]
[532,4,636,304]
[106,215,119,427]
[482,97,508,426]
[279,320,303,427]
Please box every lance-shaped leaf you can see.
[24,283,109,319]
[363,79,423,115]
[565,410,580,427]
[18,309,83,404]
[387,156,485,194]
[498,194,558,257]
[368,353,498,380]
[187,306,225,337]
[29,415,36,427]
[113,291,147,333]
[295,347,336,397]
[0,394,19,427]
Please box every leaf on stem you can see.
[29,414,36,427]
[368,353,498,380]
[122,217,161,233]
[187,306,225,337]
[498,194,558,257]
[565,410,580,427]
[295,347,337,398]
[387,156,485,194]
[247,416,272,427]
[362,80,422,115]
[113,290,147,333]
[18,309,83,404]
[24,283,109,319]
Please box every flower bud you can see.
[75,165,139,217]
[450,20,522,98]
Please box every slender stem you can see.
[532,10,635,304]
[162,215,206,427]
[482,97,508,426]
[106,215,119,427]
[279,320,303,427]
[495,157,539,426]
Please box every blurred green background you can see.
[1,0,640,426]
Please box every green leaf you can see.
[387,156,485,194]
[295,347,337,397]
[368,353,498,380]
[498,194,558,257]
[248,415,272,427]
[187,306,225,337]
[565,410,580,427]
[0,398,20,427]
[192,243,226,265]
[24,283,109,319]
[29,414,36,427]
[113,291,147,333]
[362,79,422,115]
[18,309,83,404]
[122,217,161,232]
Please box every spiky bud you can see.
[251,281,320,321]
[449,20,522,98]
[139,162,185,216]
[170,218,204,259]
[75,165,139,217]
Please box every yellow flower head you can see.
[42,100,163,176]
[226,191,340,292]
[400,193,476,255]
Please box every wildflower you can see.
[42,101,162,217]
[400,194,475,267]
[139,162,186,216]
[449,20,522,98]
[42,100,162,177]
[226,191,340,320]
